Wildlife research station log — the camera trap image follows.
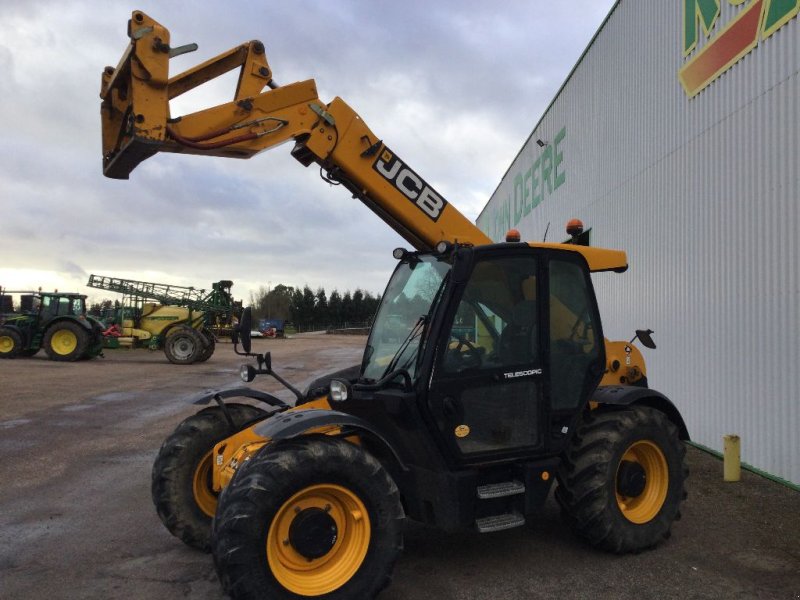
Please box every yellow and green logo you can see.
[680,0,798,97]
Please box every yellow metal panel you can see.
[528,242,628,273]
[321,98,493,250]
[600,339,647,386]
[138,304,196,335]
[121,327,152,340]
[164,80,320,158]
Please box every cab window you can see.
[549,259,600,409]
[441,256,539,374]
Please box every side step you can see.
[475,512,526,533]
[476,480,525,499]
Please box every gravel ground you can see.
[1,334,798,599]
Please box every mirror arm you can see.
[266,369,305,404]
[242,352,304,403]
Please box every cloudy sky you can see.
[0,1,616,304]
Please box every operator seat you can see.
[498,300,538,365]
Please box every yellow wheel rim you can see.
[192,451,218,518]
[266,484,371,596]
[0,335,14,354]
[51,329,78,355]
[615,440,669,524]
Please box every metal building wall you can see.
[477,1,800,485]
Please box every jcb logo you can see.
[374,149,446,222]
[680,0,799,97]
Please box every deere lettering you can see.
[680,0,799,97]
[482,126,567,242]
[374,149,446,221]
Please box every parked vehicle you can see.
[0,288,104,361]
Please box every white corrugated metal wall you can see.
[477,1,799,485]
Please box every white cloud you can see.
[0,0,616,305]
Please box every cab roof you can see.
[526,242,628,273]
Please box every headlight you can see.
[240,364,256,383]
[329,379,349,403]
[435,240,452,254]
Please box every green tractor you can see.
[0,288,105,361]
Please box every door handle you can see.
[442,396,460,419]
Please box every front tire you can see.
[213,436,404,600]
[151,404,268,551]
[0,327,23,358]
[555,405,687,553]
[44,321,89,361]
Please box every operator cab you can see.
[39,294,87,319]
[337,238,606,468]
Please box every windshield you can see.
[362,255,450,383]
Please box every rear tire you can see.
[196,328,215,362]
[0,327,23,358]
[164,326,203,364]
[213,436,404,600]
[555,405,687,553]
[151,403,268,552]
[44,321,89,361]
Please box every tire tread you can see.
[555,405,688,554]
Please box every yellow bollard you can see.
[723,435,741,482]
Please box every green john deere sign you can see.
[481,126,567,241]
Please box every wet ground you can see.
[1,333,798,599]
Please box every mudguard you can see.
[592,385,690,440]
[254,408,408,470]
[48,316,95,331]
[190,386,290,409]
[0,322,24,334]
[0,322,28,345]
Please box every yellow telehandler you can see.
[101,12,688,598]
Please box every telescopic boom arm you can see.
[100,11,491,252]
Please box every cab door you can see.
[425,249,604,463]
[426,252,545,460]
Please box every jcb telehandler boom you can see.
[102,12,688,600]
[101,10,489,252]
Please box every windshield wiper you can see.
[391,274,450,376]
[382,315,427,379]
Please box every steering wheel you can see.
[449,335,482,370]
[569,308,593,344]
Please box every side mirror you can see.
[635,329,656,350]
[240,307,253,354]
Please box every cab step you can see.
[475,512,525,533]
[476,480,525,499]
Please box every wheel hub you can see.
[617,460,647,497]
[52,330,77,354]
[267,483,372,595]
[172,338,195,360]
[288,507,338,560]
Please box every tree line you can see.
[249,284,381,331]
[86,283,379,332]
